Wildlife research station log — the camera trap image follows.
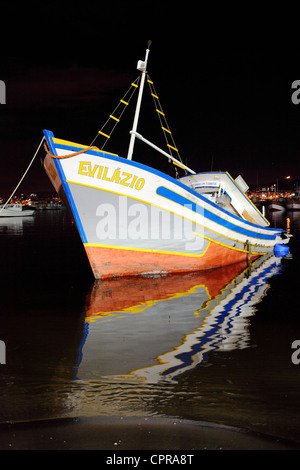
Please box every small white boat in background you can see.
[0,204,35,217]
[286,200,300,211]
[268,201,286,212]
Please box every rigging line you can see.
[100,81,140,150]
[147,76,182,179]
[0,136,45,214]
[89,76,140,147]
[147,75,183,164]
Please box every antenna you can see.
[127,42,151,160]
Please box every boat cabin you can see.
[0,204,23,211]
[180,172,268,227]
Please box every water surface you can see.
[0,209,300,447]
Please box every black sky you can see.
[1,2,300,195]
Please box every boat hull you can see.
[42,131,288,279]
[84,241,251,279]
[268,202,285,212]
[0,205,35,217]
[286,201,300,210]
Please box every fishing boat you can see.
[286,199,300,211]
[42,42,290,280]
[0,203,35,217]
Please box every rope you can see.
[90,76,140,148]
[0,136,45,214]
[43,141,99,159]
[146,74,186,176]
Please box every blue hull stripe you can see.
[156,186,276,241]
[49,136,283,232]
[43,130,281,244]
[43,130,87,243]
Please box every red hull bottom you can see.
[84,242,260,279]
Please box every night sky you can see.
[1,2,300,196]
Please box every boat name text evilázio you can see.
[78,161,145,190]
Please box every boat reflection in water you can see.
[76,252,284,384]
[0,215,35,235]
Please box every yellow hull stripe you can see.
[157,182,274,243]
[193,232,266,256]
[52,138,118,156]
[66,179,273,250]
[84,241,211,258]
[86,283,210,322]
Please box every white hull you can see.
[286,201,300,211]
[268,202,285,212]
